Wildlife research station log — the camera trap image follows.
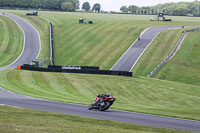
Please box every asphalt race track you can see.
[0,88,200,132]
[111,26,192,72]
[0,13,200,132]
[0,12,40,71]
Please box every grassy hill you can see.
[3,10,200,69]
[154,31,200,86]
[0,15,23,67]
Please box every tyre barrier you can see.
[20,64,132,77]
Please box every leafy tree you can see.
[140,7,150,14]
[61,2,74,11]
[82,2,90,11]
[58,0,79,10]
[92,3,100,13]
[72,0,79,9]
[120,6,128,13]
[152,1,200,16]
[128,5,139,13]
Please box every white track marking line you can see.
[0,12,41,69]
[2,13,26,68]
[129,31,161,72]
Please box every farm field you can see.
[0,106,189,133]
[0,15,23,67]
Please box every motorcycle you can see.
[88,94,115,111]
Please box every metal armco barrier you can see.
[20,64,132,77]
[49,22,54,65]
[148,27,200,78]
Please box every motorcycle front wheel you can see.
[99,102,111,111]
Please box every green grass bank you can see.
[132,28,184,76]
[132,27,200,86]
[154,31,200,86]
[0,106,189,133]
[0,15,23,67]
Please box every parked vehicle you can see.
[88,94,115,111]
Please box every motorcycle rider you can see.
[89,94,115,111]
[94,94,107,105]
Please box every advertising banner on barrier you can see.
[48,65,99,70]
[21,64,132,77]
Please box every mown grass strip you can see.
[154,31,200,86]
[0,15,23,67]
[0,106,190,133]
[1,69,200,121]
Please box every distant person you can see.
[2,12,4,15]
[182,26,184,28]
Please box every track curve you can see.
[0,13,199,132]
[111,26,193,72]
[0,87,200,132]
[0,12,40,70]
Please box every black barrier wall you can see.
[21,64,62,72]
[49,22,54,65]
[21,64,132,77]
[48,65,99,70]
[62,69,132,77]
[26,12,38,16]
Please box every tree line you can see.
[82,2,101,13]
[0,0,79,11]
[120,0,200,16]
[0,0,101,12]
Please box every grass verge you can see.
[0,15,23,67]
[132,28,185,76]
[0,106,190,133]
[154,31,200,86]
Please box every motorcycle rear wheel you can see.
[88,105,93,110]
